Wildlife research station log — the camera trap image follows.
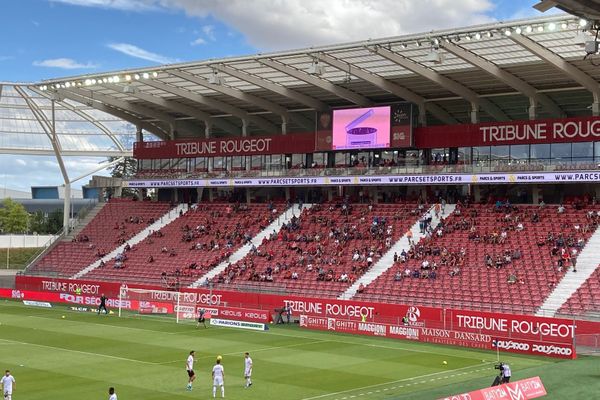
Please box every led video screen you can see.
[332,106,391,150]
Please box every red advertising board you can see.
[133,132,316,159]
[447,309,575,344]
[15,275,600,360]
[439,376,547,400]
[415,115,600,148]
[299,315,575,359]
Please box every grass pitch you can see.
[0,300,598,399]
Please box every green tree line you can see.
[0,198,63,234]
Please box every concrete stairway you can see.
[72,204,188,279]
[339,204,456,300]
[536,226,600,317]
[189,203,311,288]
[63,202,104,241]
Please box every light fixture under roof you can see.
[475,32,482,40]
[526,25,533,33]
[306,60,325,76]
[515,27,522,35]
[208,70,226,84]
[504,29,512,36]
[537,25,544,32]
[425,49,444,64]
[142,72,150,79]
[548,22,556,31]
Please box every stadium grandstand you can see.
[2,2,600,399]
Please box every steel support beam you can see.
[370,45,509,121]
[66,88,178,132]
[169,69,314,131]
[509,33,600,116]
[140,79,277,133]
[100,82,239,135]
[442,41,564,118]
[314,52,456,125]
[259,58,373,107]
[57,90,170,139]
[30,86,127,151]
[214,64,329,111]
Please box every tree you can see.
[107,157,137,179]
[0,198,30,233]
[106,157,138,198]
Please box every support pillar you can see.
[592,93,600,117]
[281,116,288,135]
[246,189,251,204]
[63,183,71,234]
[241,119,248,137]
[135,125,143,142]
[285,187,291,201]
[197,187,203,202]
[208,189,214,202]
[204,121,212,139]
[528,98,537,120]
[470,102,479,124]
[417,103,427,126]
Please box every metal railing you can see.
[133,159,600,181]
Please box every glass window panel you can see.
[491,145,510,161]
[530,144,550,160]
[595,142,600,161]
[572,142,593,158]
[510,145,529,161]
[458,147,471,164]
[473,146,491,162]
[551,143,571,160]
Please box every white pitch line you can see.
[0,338,157,365]
[301,364,489,400]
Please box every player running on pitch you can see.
[244,352,253,388]
[186,351,196,391]
[212,357,225,398]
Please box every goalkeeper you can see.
[197,308,207,328]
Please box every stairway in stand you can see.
[189,203,311,288]
[339,204,456,300]
[72,204,188,279]
[536,225,600,317]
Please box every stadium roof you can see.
[0,84,134,157]
[25,13,600,141]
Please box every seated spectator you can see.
[557,204,565,214]
[449,266,460,276]
[146,255,154,263]
[99,260,106,268]
[357,283,365,293]
[394,271,402,281]
[507,273,518,284]
[291,271,299,280]
[404,267,411,277]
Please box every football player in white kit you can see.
[186,351,196,391]
[1,370,15,400]
[212,358,225,398]
[244,352,253,388]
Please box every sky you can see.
[0,0,558,193]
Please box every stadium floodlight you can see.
[415,40,421,47]
[84,79,92,86]
[65,82,71,88]
[561,22,568,30]
[465,34,472,41]
[107,77,114,83]
[525,25,533,33]
[515,27,522,35]
[486,31,493,38]
[113,76,120,83]
[152,71,158,78]
[401,43,407,49]
[91,79,97,85]
[474,32,482,40]
[142,72,150,79]
[102,78,108,83]
[307,60,325,76]
[537,25,544,32]
[548,22,556,31]
[504,29,512,36]
[580,18,589,28]
[208,70,226,84]
[425,49,444,64]
[125,74,132,81]
[134,74,140,80]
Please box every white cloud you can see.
[33,58,98,69]
[190,37,207,46]
[202,24,216,41]
[0,56,14,62]
[157,0,496,50]
[15,159,27,166]
[107,43,180,64]
[48,0,499,50]
[49,0,158,11]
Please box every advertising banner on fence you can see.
[448,309,575,344]
[124,171,600,188]
[299,316,575,359]
[439,376,547,400]
[209,318,268,331]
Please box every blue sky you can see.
[0,0,558,193]
[0,0,552,83]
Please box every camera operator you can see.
[501,362,511,383]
